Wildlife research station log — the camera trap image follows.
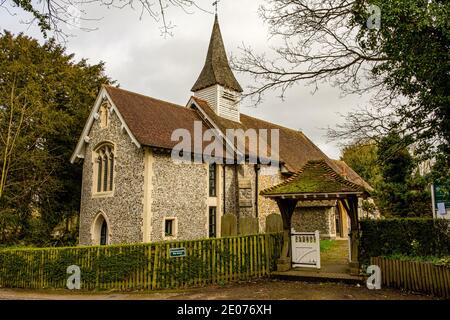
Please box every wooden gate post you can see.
[275,199,298,272]
[348,196,360,275]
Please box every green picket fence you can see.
[0,233,283,290]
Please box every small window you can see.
[165,219,174,237]
[209,163,217,197]
[100,102,109,128]
[95,144,114,193]
[100,220,108,246]
[209,207,217,238]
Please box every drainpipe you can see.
[255,164,260,219]
[234,164,239,217]
[223,164,226,215]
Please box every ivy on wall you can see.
[0,233,283,290]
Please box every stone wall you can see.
[257,165,284,232]
[329,208,336,237]
[148,159,259,241]
[149,151,210,242]
[237,164,256,218]
[79,108,145,246]
[291,206,336,239]
[78,107,344,244]
[222,164,258,230]
[223,165,237,216]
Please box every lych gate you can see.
[261,160,370,275]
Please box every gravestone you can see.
[265,213,283,233]
[221,214,237,237]
[239,216,259,235]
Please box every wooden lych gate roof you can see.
[260,160,370,200]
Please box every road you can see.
[0,279,434,300]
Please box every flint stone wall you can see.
[150,151,209,242]
[258,165,284,232]
[292,207,336,239]
[79,109,145,246]
[224,165,237,216]
[223,164,257,219]
[238,164,256,218]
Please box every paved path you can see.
[0,280,434,300]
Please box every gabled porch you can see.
[260,160,371,277]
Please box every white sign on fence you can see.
[437,202,446,215]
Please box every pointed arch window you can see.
[100,220,108,245]
[95,144,115,193]
[92,212,110,245]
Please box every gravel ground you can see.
[0,279,435,300]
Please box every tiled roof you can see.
[260,160,367,196]
[105,86,212,151]
[191,97,372,190]
[191,96,333,169]
[191,15,243,93]
[102,86,371,191]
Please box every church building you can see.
[71,15,371,246]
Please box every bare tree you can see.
[230,0,394,147]
[1,0,208,41]
[0,71,56,203]
[232,0,449,161]
[232,0,387,104]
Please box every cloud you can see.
[0,0,368,159]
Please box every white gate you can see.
[291,230,321,269]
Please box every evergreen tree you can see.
[341,141,380,186]
[375,133,431,217]
[0,31,112,246]
[340,136,433,218]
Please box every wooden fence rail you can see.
[371,257,450,299]
[0,233,283,291]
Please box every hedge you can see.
[359,218,450,265]
[0,233,283,290]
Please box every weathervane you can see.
[212,0,220,15]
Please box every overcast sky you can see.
[0,0,371,159]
